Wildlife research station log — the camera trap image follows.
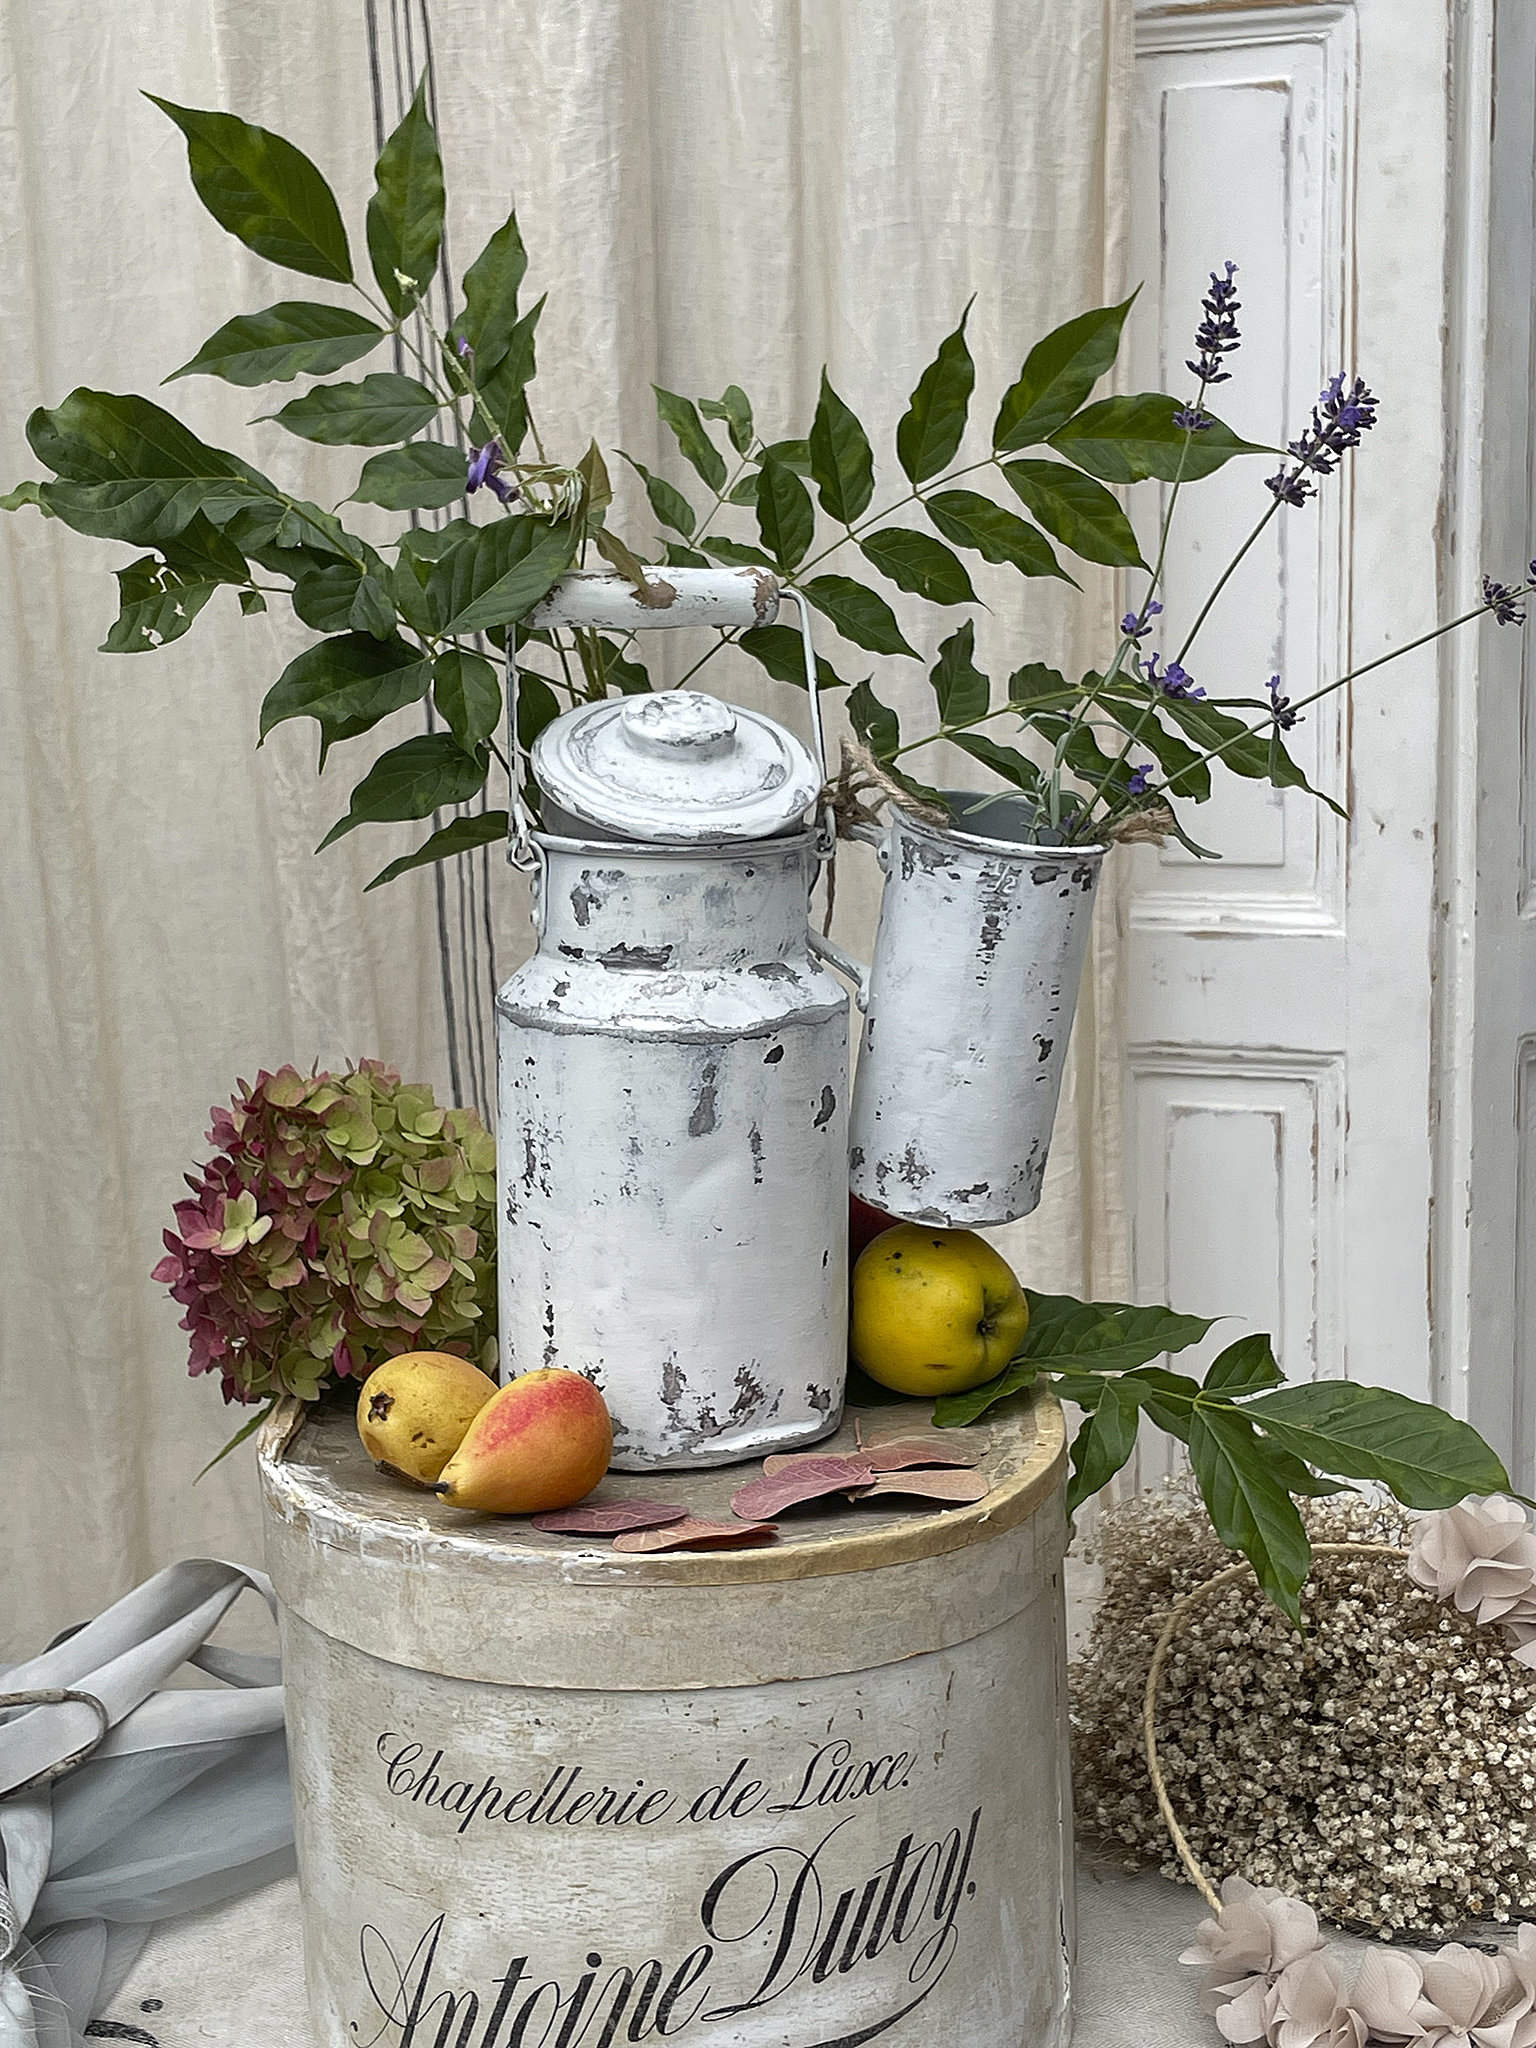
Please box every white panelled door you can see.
[1124,0,1533,1480]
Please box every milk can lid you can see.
[530,690,822,843]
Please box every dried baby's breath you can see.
[1070,1486,1536,1938]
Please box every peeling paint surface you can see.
[498,834,849,1469]
[850,811,1104,1227]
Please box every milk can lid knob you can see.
[530,689,821,844]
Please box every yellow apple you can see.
[851,1224,1029,1397]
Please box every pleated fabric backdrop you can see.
[0,0,1132,1655]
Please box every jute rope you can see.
[1140,1542,1411,1914]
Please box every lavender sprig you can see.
[466,439,519,507]
[1267,674,1299,730]
[1176,262,1242,430]
[1141,652,1206,701]
[1483,574,1528,627]
[1265,374,1379,506]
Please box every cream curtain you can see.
[0,0,1132,1656]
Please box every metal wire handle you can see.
[503,571,830,873]
[0,1684,112,1796]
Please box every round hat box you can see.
[258,1388,1074,2048]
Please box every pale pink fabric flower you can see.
[1263,1951,1366,2048]
[1182,1878,1331,2044]
[1182,1876,1330,1979]
[1349,1948,1430,2043]
[1410,1944,1532,2048]
[1408,1498,1536,1627]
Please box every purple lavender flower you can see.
[1141,651,1206,701]
[1127,763,1154,797]
[455,336,474,363]
[1483,574,1528,627]
[466,439,519,507]
[1267,673,1300,730]
[1265,373,1379,506]
[1173,406,1212,432]
[1186,261,1242,387]
[1121,599,1164,642]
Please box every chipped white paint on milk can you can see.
[849,799,1105,1227]
[259,1388,1074,2048]
[497,572,848,1470]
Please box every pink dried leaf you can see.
[613,1518,779,1554]
[855,1469,992,1506]
[862,1436,982,1472]
[531,1500,690,1535]
[731,1456,877,1521]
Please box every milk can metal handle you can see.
[503,566,833,871]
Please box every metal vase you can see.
[496,830,849,1470]
[848,797,1106,1227]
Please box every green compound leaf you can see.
[929,621,989,727]
[147,96,352,282]
[619,452,696,540]
[1066,1377,1144,1518]
[699,534,776,571]
[654,387,727,493]
[808,372,875,523]
[366,808,510,891]
[266,373,442,446]
[859,527,976,606]
[168,303,385,387]
[755,455,815,572]
[737,624,852,693]
[456,211,528,375]
[1242,1381,1515,1510]
[897,303,975,484]
[366,77,445,318]
[1001,458,1148,570]
[700,385,754,456]
[924,489,1074,584]
[349,441,467,512]
[475,295,543,450]
[259,632,432,767]
[993,295,1134,453]
[848,679,901,763]
[802,575,918,658]
[99,556,218,654]
[1203,1333,1284,1396]
[28,389,266,545]
[319,731,490,850]
[933,1292,1217,1426]
[950,732,1043,798]
[433,649,502,753]
[1188,1403,1313,1626]
[1049,393,1265,484]
[427,515,576,636]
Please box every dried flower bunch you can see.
[153,1061,496,1412]
[1071,1486,1536,1939]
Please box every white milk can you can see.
[846,796,1105,1228]
[496,572,849,1471]
[259,1387,1074,2048]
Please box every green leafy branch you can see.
[923,1293,1518,1625]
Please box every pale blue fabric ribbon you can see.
[0,1561,294,2047]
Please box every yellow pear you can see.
[356,1351,499,1486]
[851,1224,1030,1397]
[434,1367,613,1515]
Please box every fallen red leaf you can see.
[613,1517,779,1554]
[861,1436,981,1473]
[531,1499,688,1535]
[730,1456,877,1521]
[855,1468,991,1506]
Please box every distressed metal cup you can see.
[847,795,1106,1227]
